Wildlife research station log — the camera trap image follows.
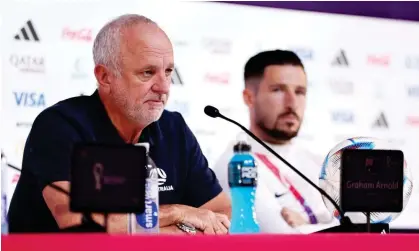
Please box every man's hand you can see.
[43,182,230,234]
[160,225,204,235]
[281,207,308,228]
[176,206,230,235]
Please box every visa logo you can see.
[13,92,46,107]
[290,48,313,60]
[331,111,354,123]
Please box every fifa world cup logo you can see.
[93,163,104,191]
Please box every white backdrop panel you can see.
[1,0,419,229]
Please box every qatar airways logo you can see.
[201,38,231,54]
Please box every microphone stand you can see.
[60,214,106,233]
[204,106,390,233]
[4,160,106,233]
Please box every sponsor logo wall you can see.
[1,1,419,229]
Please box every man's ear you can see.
[94,65,113,92]
[242,87,254,108]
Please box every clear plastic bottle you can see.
[128,143,159,234]
[1,151,9,235]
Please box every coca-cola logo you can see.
[12,174,20,183]
[367,55,391,66]
[204,72,230,84]
[406,116,419,127]
[62,27,93,42]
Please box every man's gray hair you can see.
[93,14,157,77]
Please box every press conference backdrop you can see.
[0,1,418,230]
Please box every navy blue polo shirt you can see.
[8,90,222,233]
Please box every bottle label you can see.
[241,166,257,179]
[229,158,258,187]
[136,179,158,229]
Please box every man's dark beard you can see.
[254,101,301,141]
[257,111,300,141]
[257,119,300,141]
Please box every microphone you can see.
[3,155,106,232]
[204,105,352,227]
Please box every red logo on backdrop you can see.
[12,174,20,183]
[406,116,419,126]
[367,55,391,66]
[204,72,230,84]
[62,27,93,42]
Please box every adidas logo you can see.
[380,229,387,234]
[332,50,349,66]
[373,112,389,128]
[171,67,183,85]
[14,20,40,42]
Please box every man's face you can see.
[110,24,174,125]
[250,65,307,141]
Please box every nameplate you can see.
[341,149,403,212]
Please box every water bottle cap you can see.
[233,141,251,152]
[135,142,150,153]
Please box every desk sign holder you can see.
[340,149,404,232]
[64,143,148,232]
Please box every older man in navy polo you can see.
[8,14,231,234]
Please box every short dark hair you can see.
[244,50,304,84]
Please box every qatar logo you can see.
[202,38,231,54]
[9,54,44,73]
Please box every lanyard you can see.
[254,152,318,224]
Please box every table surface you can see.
[2,234,419,251]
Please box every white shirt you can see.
[212,134,339,233]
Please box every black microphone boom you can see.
[204,105,350,226]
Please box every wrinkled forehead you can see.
[120,24,174,62]
[121,24,174,67]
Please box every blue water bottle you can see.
[228,138,260,234]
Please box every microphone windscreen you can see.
[204,105,219,118]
